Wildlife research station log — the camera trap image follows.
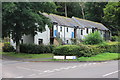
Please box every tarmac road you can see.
[2,60,119,78]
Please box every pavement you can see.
[1,58,119,78]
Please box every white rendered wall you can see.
[34,25,50,45]
[53,25,74,44]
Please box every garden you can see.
[1,31,120,61]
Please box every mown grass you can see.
[1,52,120,61]
[78,53,120,61]
[1,52,53,59]
[52,53,120,61]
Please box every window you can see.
[92,28,95,33]
[67,27,68,32]
[67,40,69,44]
[86,28,89,34]
[60,26,62,32]
[81,30,83,35]
[38,39,43,45]
[21,39,23,44]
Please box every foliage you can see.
[20,44,55,54]
[83,31,104,45]
[2,42,15,52]
[103,2,120,36]
[53,44,97,57]
[97,43,120,53]
[111,36,119,41]
[2,2,57,52]
[85,2,107,23]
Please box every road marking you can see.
[92,63,96,64]
[15,76,24,78]
[102,70,120,77]
[44,70,50,72]
[53,69,61,71]
[28,74,36,76]
[88,63,92,65]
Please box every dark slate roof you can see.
[41,13,109,30]
[72,17,109,30]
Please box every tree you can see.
[54,2,84,18]
[2,2,57,52]
[84,2,108,23]
[103,2,120,36]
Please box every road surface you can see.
[2,60,119,78]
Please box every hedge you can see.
[97,43,120,53]
[20,44,55,54]
[2,42,15,52]
[53,44,97,57]
[53,43,120,57]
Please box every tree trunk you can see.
[65,3,67,17]
[79,3,85,19]
[16,40,20,53]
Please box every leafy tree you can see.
[103,2,120,36]
[54,2,84,18]
[2,2,57,52]
[84,2,108,23]
[83,31,104,45]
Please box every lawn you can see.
[1,52,53,59]
[1,52,120,61]
[52,53,120,61]
[78,53,120,61]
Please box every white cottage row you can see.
[10,13,111,47]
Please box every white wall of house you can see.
[53,25,74,44]
[34,25,50,45]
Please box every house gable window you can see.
[67,40,69,44]
[67,27,68,32]
[38,39,43,45]
[81,30,83,35]
[60,26,62,32]
[92,28,95,33]
[86,28,89,34]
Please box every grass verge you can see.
[1,52,53,59]
[52,53,120,61]
[78,53,120,61]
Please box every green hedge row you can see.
[20,44,55,54]
[97,43,120,53]
[53,43,120,57]
[53,44,98,57]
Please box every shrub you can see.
[2,42,15,52]
[97,43,120,53]
[111,36,119,41]
[53,44,98,57]
[83,31,104,45]
[20,44,55,54]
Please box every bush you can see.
[53,44,98,57]
[2,42,15,52]
[83,31,104,45]
[111,36,119,41]
[20,44,55,54]
[97,43,120,53]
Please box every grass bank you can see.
[53,53,120,61]
[1,52,53,59]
